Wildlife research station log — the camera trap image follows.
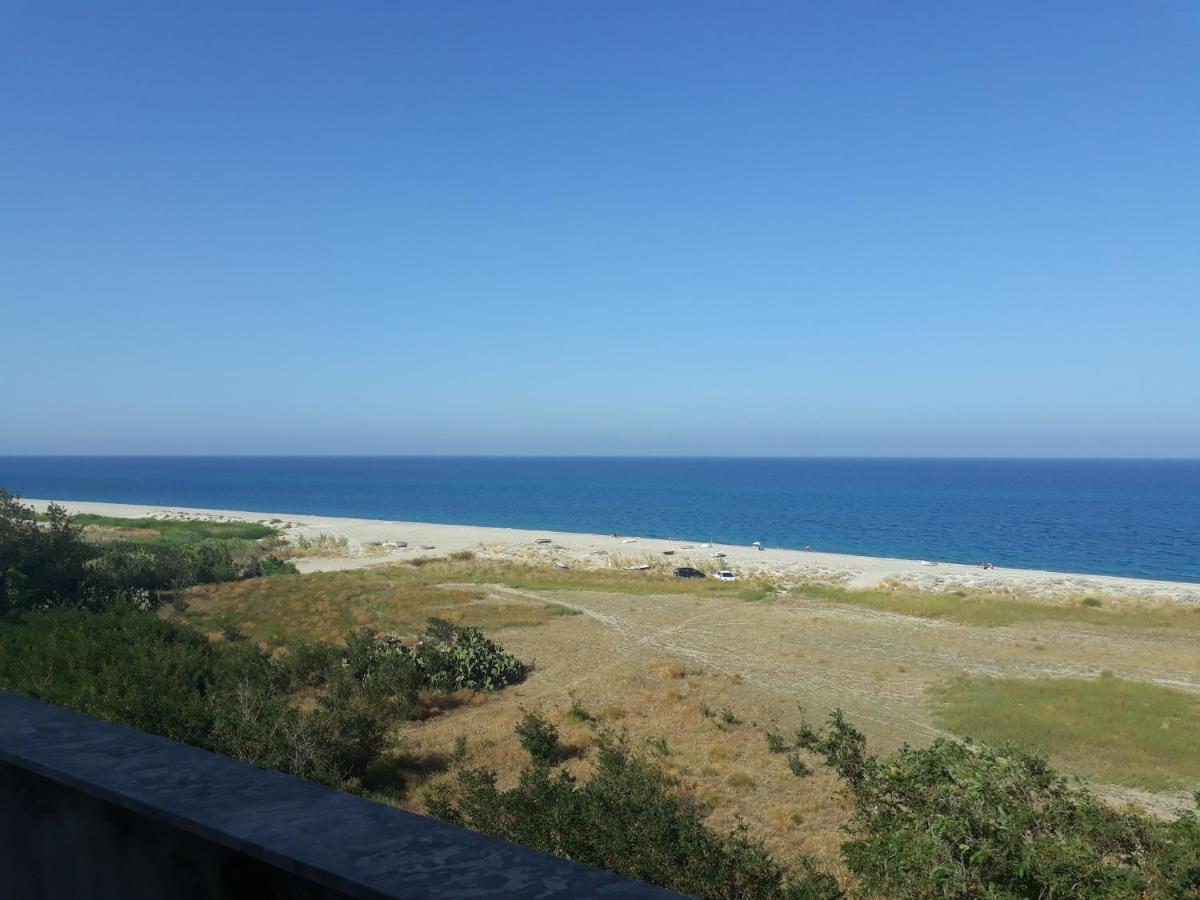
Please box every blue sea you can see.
[1,457,1197,583]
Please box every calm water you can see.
[1,456,1197,583]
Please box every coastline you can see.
[26,497,1200,604]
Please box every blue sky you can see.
[2,2,1198,456]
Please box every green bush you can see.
[426,721,841,899]
[208,677,351,785]
[0,492,95,612]
[0,491,298,614]
[83,543,191,601]
[83,539,285,596]
[280,639,343,687]
[565,693,595,723]
[795,710,1200,899]
[0,610,417,789]
[764,726,787,753]
[0,608,218,743]
[515,709,560,764]
[256,554,299,576]
[329,629,423,718]
[408,618,529,691]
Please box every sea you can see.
[1,456,1197,583]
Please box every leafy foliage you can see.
[407,617,529,690]
[785,752,811,778]
[565,692,595,723]
[0,610,417,789]
[426,720,841,900]
[764,726,788,753]
[0,491,296,613]
[0,492,95,612]
[0,607,219,742]
[515,709,560,764]
[256,554,299,576]
[795,710,1200,899]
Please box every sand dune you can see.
[26,497,1200,603]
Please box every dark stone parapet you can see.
[0,691,681,899]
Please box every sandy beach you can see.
[26,497,1200,604]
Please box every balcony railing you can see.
[0,690,679,899]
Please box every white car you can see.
[713,570,737,581]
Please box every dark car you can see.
[673,566,706,578]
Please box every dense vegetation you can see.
[66,512,279,543]
[794,711,1200,899]
[0,610,527,792]
[0,490,294,613]
[428,713,842,899]
[426,703,1200,898]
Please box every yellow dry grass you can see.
[170,557,1200,878]
[168,564,573,644]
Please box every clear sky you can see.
[2,2,1198,456]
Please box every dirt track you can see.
[398,584,1200,873]
[481,584,1200,746]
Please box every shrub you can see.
[209,678,350,785]
[336,628,424,709]
[426,722,841,900]
[0,492,94,612]
[0,608,218,743]
[0,610,417,789]
[0,490,299,614]
[565,693,594,723]
[515,709,560,765]
[796,709,1200,899]
[409,618,528,691]
[257,555,299,576]
[764,726,787,753]
[786,753,811,777]
[84,544,190,600]
[280,640,342,687]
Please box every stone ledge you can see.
[0,690,681,899]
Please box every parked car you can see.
[713,570,737,581]
[673,566,706,579]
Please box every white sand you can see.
[27,498,1200,604]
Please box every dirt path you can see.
[396,582,1200,875]
[479,584,1200,748]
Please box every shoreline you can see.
[26,497,1200,604]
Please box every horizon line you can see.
[2,454,1198,462]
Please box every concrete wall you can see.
[0,691,679,899]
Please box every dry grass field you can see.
[170,557,1200,879]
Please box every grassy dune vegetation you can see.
[172,563,583,645]
[65,513,279,544]
[170,555,767,645]
[6,497,1200,897]
[801,582,1200,630]
[930,675,1200,791]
